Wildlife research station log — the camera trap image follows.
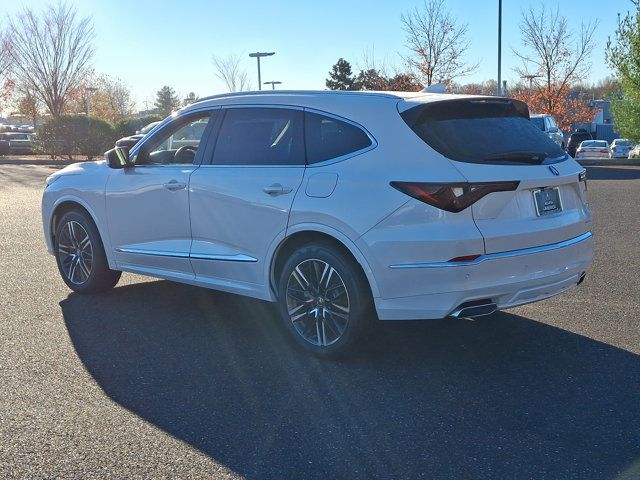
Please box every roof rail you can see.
[191,89,404,105]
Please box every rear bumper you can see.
[374,232,593,320]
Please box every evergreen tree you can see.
[326,58,357,90]
[154,86,180,116]
[606,1,640,139]
[182,92,199,106]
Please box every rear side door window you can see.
[211,107,304,166]
[304,111,373,164]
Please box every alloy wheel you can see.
[57,220,93,285]
[285,259,350,347]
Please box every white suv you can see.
[42,91,593,356]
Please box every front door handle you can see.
[163,180,186,191]
[263,183,293,196]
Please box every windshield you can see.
[140,122,160,135]
[581,141,608,148]
[615,140,632,146]
[402,98,566,165]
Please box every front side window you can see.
[135,112,212,165]
[305,112,372,164]
[212,108,304,166]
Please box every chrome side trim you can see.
[115,247,257,262]
[190,253,257,262]
[388,231,592,269]
[115,247,190,258]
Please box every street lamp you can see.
[521,74,542,93]
[249,52,275,90]
[84,86,97,117]
[263,81,282,90]
[497,0,502,96]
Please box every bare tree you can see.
[401,0,478,86]
[513,5,597,111]
[212,53,251,92]
[0,28,11,79]
[5,3,95,118]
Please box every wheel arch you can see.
[49,196,115,268]
[269,225,380,300]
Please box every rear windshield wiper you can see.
[483,150,549,164]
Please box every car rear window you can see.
[581,141,608,148]
[531,117,545,131]
[401,98,567,165]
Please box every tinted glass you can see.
[531,117,545,131]
[402,99,566,165]
[581,141,607,148]
[212,108,304,166]
[136,112,212,165]
[304,112,372,164]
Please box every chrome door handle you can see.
[263,183,292,196]
[163,180,186,191]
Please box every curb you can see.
[577,159,640,166]
[0,158,84,167]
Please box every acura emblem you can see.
[548,165,560,176]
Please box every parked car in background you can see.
[42,91,592,356]
[115,121,161,150]
[0,132,34,154]
[530,114,565,149]
[567,130,593,157]
[609,139,634,158]
[0,137,9,155]
[575,140,610,159]
[628,144,640,159]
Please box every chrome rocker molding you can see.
[389,231,592,269]
[115,247,257,262]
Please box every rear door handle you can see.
[163,180,187,191]
[263,183,293,196]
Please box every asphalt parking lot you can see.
[1,163,639,479]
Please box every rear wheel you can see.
[277,243,372,357]
[55,210,121,293]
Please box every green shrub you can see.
[114,114,163,138]
[38,115,117,160]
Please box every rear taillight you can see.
[600,149,608,154]
[390,181,520,213]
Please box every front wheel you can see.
[277,243,373,357]
[55,210,121,293]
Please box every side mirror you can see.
[105,146,132,169]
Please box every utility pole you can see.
[497,0,502,96]
[249,52,275,90]
[263,81,282,90]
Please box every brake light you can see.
[600,149,608,153]
[390,181,520,213]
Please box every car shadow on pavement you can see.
[60,279,640,480]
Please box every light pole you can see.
[249,52,275,90]
[84,86,97,117]
[521,74,542,94]
[497,0,502,96]
[263,81,282,90]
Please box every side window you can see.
[305,111,373,164]
[136,112,212,165]
[548,117,557,130]
[212,108,304,166]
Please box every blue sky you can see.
[3,0,633,108]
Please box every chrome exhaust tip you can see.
[449,300,497,319]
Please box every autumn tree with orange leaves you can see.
[513,5,597,131]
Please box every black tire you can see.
[277,243,373,357]
[54,210,121,293]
